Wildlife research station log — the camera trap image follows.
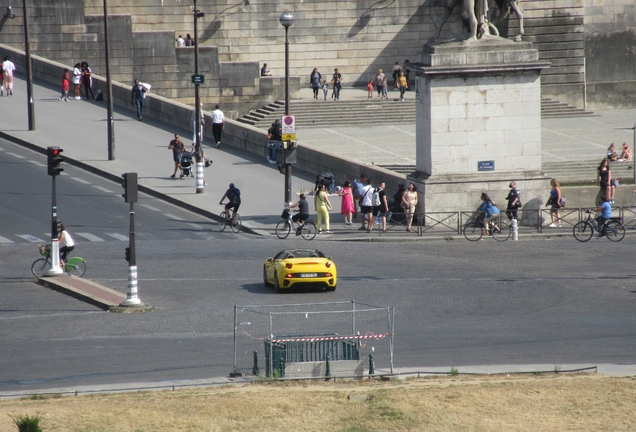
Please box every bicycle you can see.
[573,210,625,242]
[31,244,87,278]
[218,206,242,233]
[463,215,511,242]
[275,207,317,240]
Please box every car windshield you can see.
[275,250,325,260]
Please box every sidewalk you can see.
[1,75,635,240]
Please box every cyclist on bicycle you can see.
[288,193,310,235]
[58,222,75,266]
[591,195,612,238]
[219,183,241,218]
[474,193,500,235]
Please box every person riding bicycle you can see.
[219,183,241,218]
[474,193,500,235]
[58,222,75,266]
[591,195,612,238]
[288,193,310,235]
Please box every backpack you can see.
[231,188,241,203]
[372,188,381,207]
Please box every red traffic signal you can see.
[47,146,64,176]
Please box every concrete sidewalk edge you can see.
[35,277,126,311]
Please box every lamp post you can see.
[279,11,293,203]
[103,0,115,160]
[22,0,34,130]
[193,0,205,193]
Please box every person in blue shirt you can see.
[475,193,500,235]
[592,196,613,238]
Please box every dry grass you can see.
[1,374,635,431]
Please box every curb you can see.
[35,276,126,311]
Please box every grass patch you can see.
[0,374,635,431]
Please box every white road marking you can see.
[105,233,129,241]
[542,128,606,149]
[29,160,46,167]
[75,232,105,242]
[71,177,91,184]
[187,223,204,229]
[16,234,45,242]
[93,186,114,193]
[164,213,185,221]
[7,152,26,159]
[388,125,416,137]
[0,235,15,244]
[140,204,160,211]
[194,232,215,240]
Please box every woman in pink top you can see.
[339,180,354,226]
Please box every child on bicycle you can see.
[591,195,612,238]
[219,183,241,218]
[58,223,75,265]
[288,193,310,235]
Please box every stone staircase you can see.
[542,160,634,185]
[238,97,594,129]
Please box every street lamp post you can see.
[193,0,205,193]
[279,11,293,203]
[103,0,115,160]
[22,0,35,130]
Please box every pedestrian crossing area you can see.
[0,229,233,245]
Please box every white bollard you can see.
[511,218,518,241]
[195,161,204,194]
[46,239,64,276]
[121,265,141,306]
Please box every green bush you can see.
[10,413,44,432]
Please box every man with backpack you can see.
[219,183,241,219]
[267,119,282,164]
[358,179,374,232]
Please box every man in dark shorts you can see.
[219,183,241,217]
[289,193,310,235]
[168,133,185,178]
[358,179,374,231]
[373,182,389,232]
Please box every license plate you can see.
[300,273,318,278]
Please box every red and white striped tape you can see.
[272,332,389,343]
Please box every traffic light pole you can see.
[122,201,140,306]
[47,175,63,275]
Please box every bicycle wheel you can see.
[573,221,593,242]
[301,221,317,240]
[491,221,511,242]
[218,211,229,232]
[275,220,291,239]
[463,222,483,241]
[31,258,51,278]
[605,221,625,242]
[66,259,87,277]
[230,214,242,233]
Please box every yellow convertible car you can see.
[263,249,337,292]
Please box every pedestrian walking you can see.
[351,174,368,223]
[267,119,282,164]
[505,181,521,221]
[597,158,615,204]
[191,103,205,149]
[81,62,94,100]
[402,182,418,232]
[72,63,82,99]
[332,68,343,100]
[211,104,225,148]
[381,75,388,99]
[546,178,562,227]
[358,179,374,231]
[322,80,328,100]
[402,59,411,90]
[2,55,16,96]
[367,80,374,98]
[398,72,408,102]
[374,69,385,98]
[310,68,322,99]
[185,34,194,46]
[59,68,70,101]
[168,133,186,178]
[130,79,146,121]
[339,180,354,226]
[374,182,389,232]
[391,61,401,89]
[314,184,333,234]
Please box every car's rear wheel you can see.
[274,272,282,293]
[263,266,271,287]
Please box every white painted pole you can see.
[195,161,204,193]
[47,239,64,275]
[122,265,141,306]
[511,218,518,241]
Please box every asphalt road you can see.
[2,228,636,393]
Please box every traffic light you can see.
[47,146,64,176]
[121,172,138,203]
[125,247,130,262]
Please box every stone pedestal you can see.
[412,38,551,214]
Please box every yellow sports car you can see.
[263,249,337,292]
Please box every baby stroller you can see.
[317,171,337,194]
[179,152,194,178]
